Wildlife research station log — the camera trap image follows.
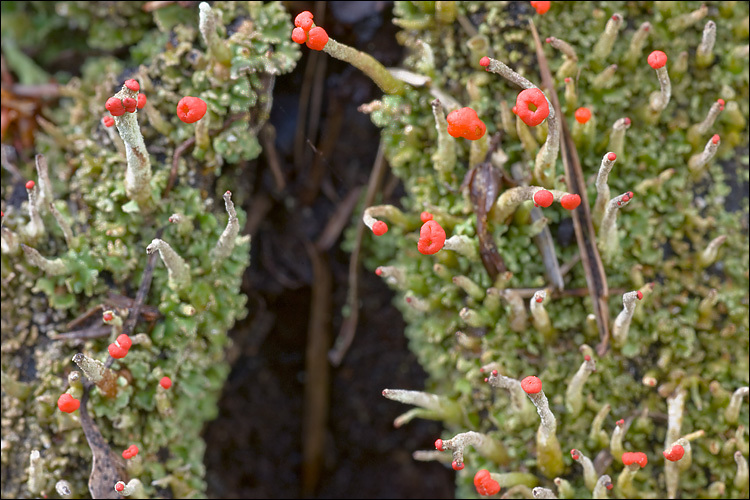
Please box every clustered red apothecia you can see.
[122,444,139,460]
[446,107,487,140]
[108,333,133,360]
[291,11,329,51]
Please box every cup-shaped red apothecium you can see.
[417,220,446,255]
[176,96,208,124]
[515,88,549,127]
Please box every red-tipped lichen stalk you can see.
[623,22,651,67]
[362,204,411,237]
[597,191,634,263]
[697,234,727,268]
[593,152,617,229]
[492,186,580,223]
[486,369,536,419]
[530,290,554,342]
[381,388,464,427]
[617,452,648,497]
[607,117,630,159]
[24,180,44,241]
[592,14,623,62]
[688,99,724,146]
[430,99,457,178]
[113,479,146,497]
[546,36,578,79]
[570,448,597,491]
[593,474,614,499]
[474,469,538,497]
[663,388,687,497]
[610,419,627,460]
[291,12,405,95]
[612,290,643,348]
[647,50,671,115]
[146,238,192,291]
[375,265,407,288]
[565,348,596,417]
[108,81,152,208]
[480,56,558,186]
[210,191,241,266]
[688,134,721,179]
[522,375,563,478]
[435,431,509,470]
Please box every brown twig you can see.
[329,140,387,366]
[529,19,611,355]
[315,186,363,252]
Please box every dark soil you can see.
[203,3,455,498]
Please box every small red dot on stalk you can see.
[711,134,720,144]
[606,483,614,490]
[584,355,591,361]
[491,370,498,376]
[291,27,307,44]
[521,375,542,394]
[103,312,114,322]
[58,393,80,413]
[648,50,668,69]
[435,439,444,451]
[575,107,592,124]
[545,37,551,43]
[306,26,329,51]
[535,295,543,303]
[624,117,631,125]
[420,211,433,223]
[103,115,115,127]
[717,98,725,107]
[160,376,172,389]
[616,419,625,426]
[533,189,554,208]
[452,460,464,471]
[663,444,685,462]
[375,267,383,276]
[115,482,125,492]
[484,377,488,382]
[637,291,643,300]
[564,77,571,83]
[137,93,147,109]
[372,221,388,236]
[405,296,412,304]
[124,79,140,92]
[560,194,581,210]
[479,56,490,67]
[571,449,580,459]
[607,152,617,161]
[479,367,485,373]
[26,180,35,190]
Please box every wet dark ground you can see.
[203,2,455,498]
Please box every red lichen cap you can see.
[106,97,126,117]
[560,194,581,210]
[122,444,139,459]
[574,107,592,124]
[137,93,147,110]
[622,451,648,468]
[435,438,444,451]
[420,211,434,223]
[124,79,140,92]
[108,343,128,359]
[102,115,115,128]
[479,56,490,67]
[515,88,549,127]
[530,1,551,15]
[57,393,80,413]
[452,460,465,471]
[663,444,685,462]
[295,11,314,31]
[648,50,668,69]
[115,481,125,492]
[417,220,446,255]
[160,376,172,389]
[570,449,580,459]
[306,26,329,51]
[711,134,720,144]
[26,180,35,190]
[533,189,554,208]
[636,291,643,300]
[521,375,542,394]
[446,107,487,141]
[607,152,617,161]
[717,98,725,110]
[122,97,137,113]
[372,221,388,236]
[177,96,208,124]
[291,27,307,44]
[117,334,132,350]
[474,469,501,496]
